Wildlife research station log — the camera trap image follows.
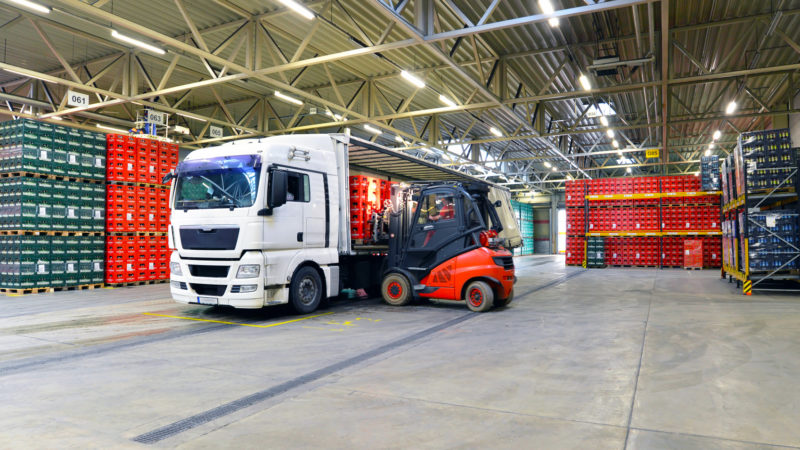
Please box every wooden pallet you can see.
[107,231,167,236]
[684,266,703,270]
[1,283,105,295]
[0,230,105,236]
[0,171,105,184]
[106,279,168,288]
[106,180,167,188]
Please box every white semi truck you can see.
[166,134,521,313]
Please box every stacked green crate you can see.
[586,237,606,268]
[511,200,535,255]
[0,118,107,290]
[0,234,53,289]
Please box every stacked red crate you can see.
[565,237,584,265]
[104,134,177,284]
[349,175,394,240]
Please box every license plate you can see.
[197,296,218,305]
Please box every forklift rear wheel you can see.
[465,281,493,312]
[495,288,513,308]
[381,273,412,306]
[290,266,322,314]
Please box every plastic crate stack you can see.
[701,155,720,191]
[510,200,534,255]
[104,134,177,285]
[565,180,585,265]
[349,175,393,240]
[565,174,722,269]
[721,127,800,294]
[0,119,106,293]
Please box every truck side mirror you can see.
[268,169,288,209]
[162,170,175,184]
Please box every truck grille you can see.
[180,227,239,250]
[190,284,227,296]
[189,265,229,278]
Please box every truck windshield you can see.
[174,154,261,210]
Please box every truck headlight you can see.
[170,262,183,276]
[236,264,260,278]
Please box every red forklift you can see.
[373,182,515,312]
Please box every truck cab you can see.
[168,135,340,311]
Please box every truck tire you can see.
[381,273,412,306]
[495,288,513,308]
[289,266,322,314]
[465,281,493,312]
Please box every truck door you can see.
[405,189,465,271]
[264,170,305,250]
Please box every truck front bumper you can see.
[169,251,286,309]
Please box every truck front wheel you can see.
[381,273,411,306]
[290,266,322,314]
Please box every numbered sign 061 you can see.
[67,90,89,107]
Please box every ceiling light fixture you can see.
[111,30,166,55]
[713,130,721,140]
[708,143,715,149]
[176,112,207,122]
[400,70,426,88]
[705,149,712,156]
[551,167,557,172]
[600,115,609,127]
[626,167,632,173]
[612,139,619,148]
[277,0,315,20]
[579,73,592,90]
[607,129,615,138]
[325,110,343,121]
[725,100,737,115]
[8,0,50,14]
[489,127,502,137]
[364,124,381,134]
[439,94,457,108]
[617,151,623,156]
[97,124,127,133]
[544,161,552,168]
[538,0,559,27]
[274,90,303,105]
[395,135,404,143]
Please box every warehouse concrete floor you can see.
[0,256,798,449]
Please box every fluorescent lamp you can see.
[4,68,48,81]
[579,73,592,90]
[600,115,609,126]
[694,172,700,176]
[713,130,721,140]
[97,124,127,133]
[708,143,715,149]
[705,149,711,156]
[439,94,457,108]
[8,0,50,14]
[400,70,426,88]
[177,112,207,122]
[607,129,614,138]
[278,0,315,20]
[544,161,552,168]
[617,151,623,156]
[364,124,381,134]
[325,110,342,120]
[551,167,557,172]
[489,127,502,137]
[50,116,63,121]
[626,167,632,173]
[111,30,166,55]
[726,100,737,115]
[274,91,303,105]
[395,135,404,143]
[612,139,619,148]
[538,0,559,27]
[566,174,573,180]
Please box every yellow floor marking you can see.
[142,311,334,328]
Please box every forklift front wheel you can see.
[381,273,412,306]
[465,281,494,312]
